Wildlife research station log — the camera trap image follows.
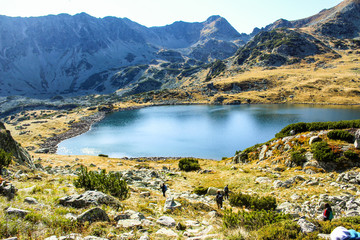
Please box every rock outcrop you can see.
[58,191,121,208]
[0,122,34,168]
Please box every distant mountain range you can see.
[0,0,359,98]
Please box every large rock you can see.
[355,130,360,149]
[0,123,34,168]
[297,218,317,233]
[155,228,178,237]
[255,177,272,184]
[77,207,110,223]
[206,187,219,196]
[4,207,29,218]
[309,136,321,145]
[157,216,176,227]
[117,219,142,229]
[0,181,17,200]
[24,197,38,205]
[163,197,181,211]
[58,191,121,208]
[259,145,268,161]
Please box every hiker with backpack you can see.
[161,183,168,197]
[323,203,334,221]
[215,190,224,209]
[224,185,229,200]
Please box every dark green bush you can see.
[223,208,291,231]
[256,220,303,240]
[193,186,208,195]
[0,149,12,174]
[344,150,359,161]
[178,158,200,172]
[275,119,360,138]
[327,130,354,143]
[229,192,277,211]
[311,141,336,163]
[290,149,307,166]
[74,166,129,200]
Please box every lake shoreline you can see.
[37,101,360,156]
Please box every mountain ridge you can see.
[0,13,243,97]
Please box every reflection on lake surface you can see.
[57,104,360,160]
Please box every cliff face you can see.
[0,122,34,168]
[0,14,244,97]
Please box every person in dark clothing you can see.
[224,185,229,200]
[215,190,224,209]
[323,203,333,221]
[161,183,167,197]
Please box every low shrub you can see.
[193,186,208,195]
[0,149,12,174]
[256,220,304,240]
[229,192,277,211]
[178,158,200,172]
[344,150,359,161]
[73,166,129,200]
[275,119,360,138]
[327,130,354,143]
[311,141,336,163]
[290,149,307,166]
[223,209,291,231]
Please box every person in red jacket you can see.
[323,203,333,221]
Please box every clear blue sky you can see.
[1,0,343,33]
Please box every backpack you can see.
[216,194,223,203]
[329,210,334,220]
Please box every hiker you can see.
[323,203,334,221]
[215,190,224,209]
[161,183,167,197]
[224,185,229,200]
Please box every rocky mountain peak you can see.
[262,0,360,39]
[0,13,244,97]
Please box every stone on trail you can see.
[4,207,29,218]
[297,218,317,233]
[163,197,181,211]
[155,228,178,237]
[157,215,176,227]
[77,207,110,223]
[117,219,142,229]
[24,197,38,204]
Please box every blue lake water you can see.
[57,104,360,160]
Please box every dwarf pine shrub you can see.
[327,130,354,143]
[0,149,12,174]
[290,149,307,166]
[256,220,303,240]
[311,141,336,163]
[229,192,277,211]
[344,150,359,161]
[193,186,208,195]
[223,208,291,231]
[178,158,200,172]
[275,119,360,138]
[74,166,129,200]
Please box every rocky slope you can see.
[2,116,360,239]
[0,122,34,168]
[233,28,339,67]
[0,13,243,97]
[263,0,360,39]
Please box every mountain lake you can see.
[57,104,360,160]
